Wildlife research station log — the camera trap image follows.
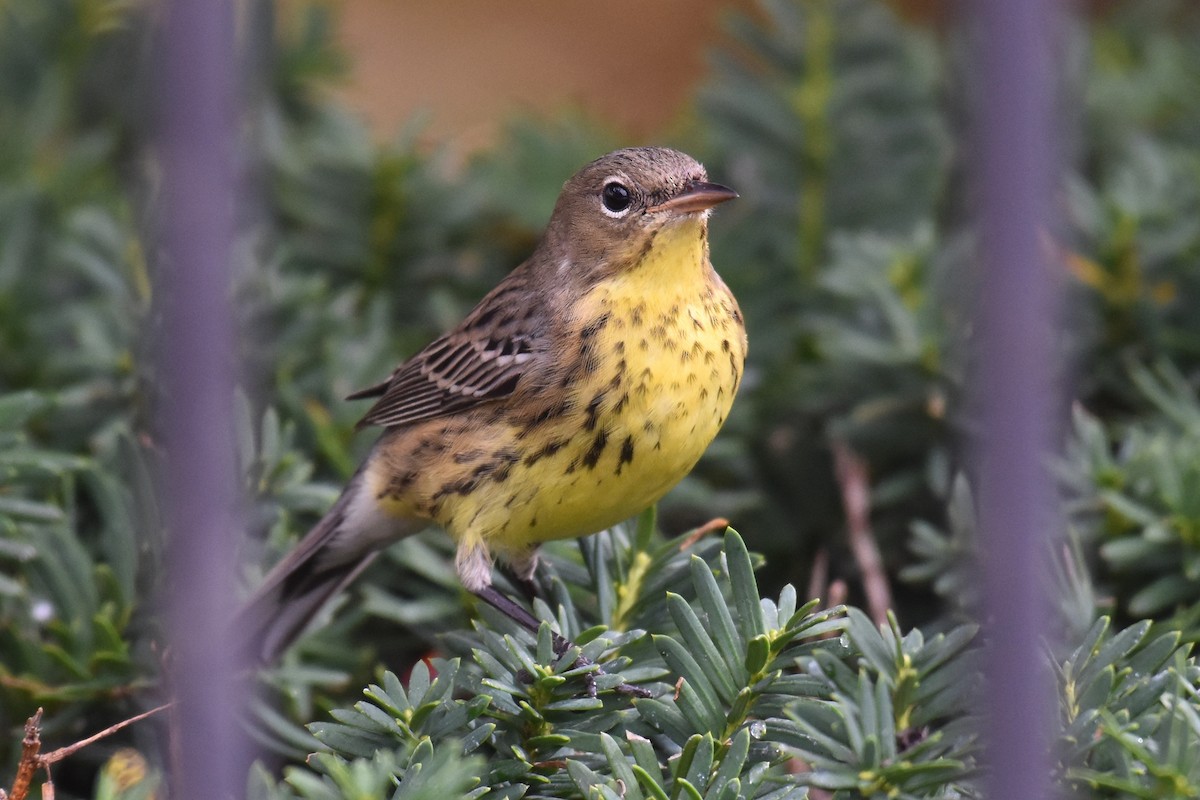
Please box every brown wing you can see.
[350,275,546,430]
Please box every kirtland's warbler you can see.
[241,147,747,672]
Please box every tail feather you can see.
[235,469,416,663]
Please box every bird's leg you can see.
[456,542,540,632]
[461,541,648,697]
[501,547,542,603]
[472,585,650,698]
[474,584,547,635]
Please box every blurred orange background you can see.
[304,0,951,151]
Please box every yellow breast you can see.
[484,221,743,552]
[370,219,747,559]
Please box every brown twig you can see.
[806,547,830,605]
[832,440,893,625]
[807,548,846,639]
[827,579,849,611]
[38,703,171,766]
[677,516,730,551]
[4,703,171,800]
[5,708,43,800]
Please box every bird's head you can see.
[540,147,737,283]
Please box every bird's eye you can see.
[601,182,633,215]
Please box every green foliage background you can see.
[3,1,1200,798]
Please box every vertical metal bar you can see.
[157,1,245,797]
[969,0,1063,798]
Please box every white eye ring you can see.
[600,176,634,218]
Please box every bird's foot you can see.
[552,634,651,698]
[473,585,650,697]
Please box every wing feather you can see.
[351,272,546,430]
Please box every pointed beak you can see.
[647,180,738,214]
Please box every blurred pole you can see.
[157,0,247,797]
[968,0,1063,799]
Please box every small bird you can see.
[240,147,747,672]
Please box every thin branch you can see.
[4,701,173,800]
[5,708,43,800]
[38,704,171,766]
[832,440,893,625]
[806,547,830,605]
[677,516,730,551]
[807,548,845,640]
[827,579,849,611]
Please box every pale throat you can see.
[625,216,709,288]
[578,217,716,329]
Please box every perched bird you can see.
[240,147,747,673]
